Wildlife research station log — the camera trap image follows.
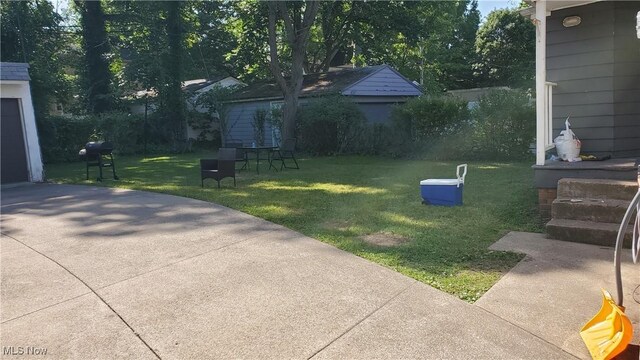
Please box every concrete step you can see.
[551,198,631,224]
[546,219,633,248]
[557,178,638,200]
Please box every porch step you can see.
[546,219,632,248]
[557,178,638,200]
[551,198,631,224]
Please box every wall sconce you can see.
[563,16,582,28]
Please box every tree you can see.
[0,0,68,117]
[266,1,320,141]
[183,1,236,80]
[105,1,189,147]
[475,9,535,88]
[225,1,272,82]
[435,0,480,90]
[75,0,113,113]
[163,1,186,146]
[195,84,243,146]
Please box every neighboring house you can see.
[223,64,423,146]
[128,76,243,140]
[0,62,44,184]
[446,86,510,109]
[521,1,639,245]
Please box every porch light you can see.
[562,16,581,28]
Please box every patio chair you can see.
[200,148,236,188]
[225,142,249,170]
[271,138,299,170]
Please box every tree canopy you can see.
[0,0,70,116]
[4,0,535,141]
[475,9,535,88]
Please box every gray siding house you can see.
[546,1,640,158]
[522,0,639,223]
[224,65,422,146]
[524,0,640,166]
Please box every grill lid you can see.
[84,141,114,155]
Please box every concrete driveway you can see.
[1,184,572,359]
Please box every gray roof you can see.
[230,65,387,101]
[0,62,31,81]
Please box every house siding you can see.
[341,67,422,97]
[226,99,399,144]
[225,101,275,146]
[226,96,416,144]
[612,1,640,157]
[547,1,640,157]
[356,103,396,125]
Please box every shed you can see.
[0,62,44,184]
[224,64,422,146]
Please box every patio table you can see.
[239,146,278,174]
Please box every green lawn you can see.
[45,153,542,302]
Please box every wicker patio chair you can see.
[200,148,236,188]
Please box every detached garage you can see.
[224,64,423,146]
[0,62,44,184]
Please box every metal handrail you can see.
[614,181,640,307]
[544,82,557,151]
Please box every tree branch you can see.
[277,2,295,45]
[267,3,289,95]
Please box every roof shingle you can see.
[230,65,386,101]
[0,62,31,81]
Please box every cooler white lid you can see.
[420,179,460,186]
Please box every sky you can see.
[477,0,519,19]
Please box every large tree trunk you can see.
[76,0,112,114]
[266,1,320,143]
[281,92,299,141]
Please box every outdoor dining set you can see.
[200,138,299,188]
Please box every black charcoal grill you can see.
[80,141,119,181]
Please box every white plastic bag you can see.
[554,117,581,161]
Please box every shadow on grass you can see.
[41,154,541,301]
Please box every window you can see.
[636,11,640,39]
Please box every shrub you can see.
[36,112,177,163]
[297,96,366,155]
[269,106,283,147]
[388,90,534,161]
[186,109,220,145]
[391,96,470,142]
[95,112,145,154]
[36,115,99,163]
[468,89,535,160]
[252,109,268,146]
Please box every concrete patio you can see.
[477,232,640,360]
[0,184,637,359]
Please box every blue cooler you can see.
[420,164,467,206]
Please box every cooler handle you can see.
[456,164,468,187]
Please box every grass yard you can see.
[46,153,542,302]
